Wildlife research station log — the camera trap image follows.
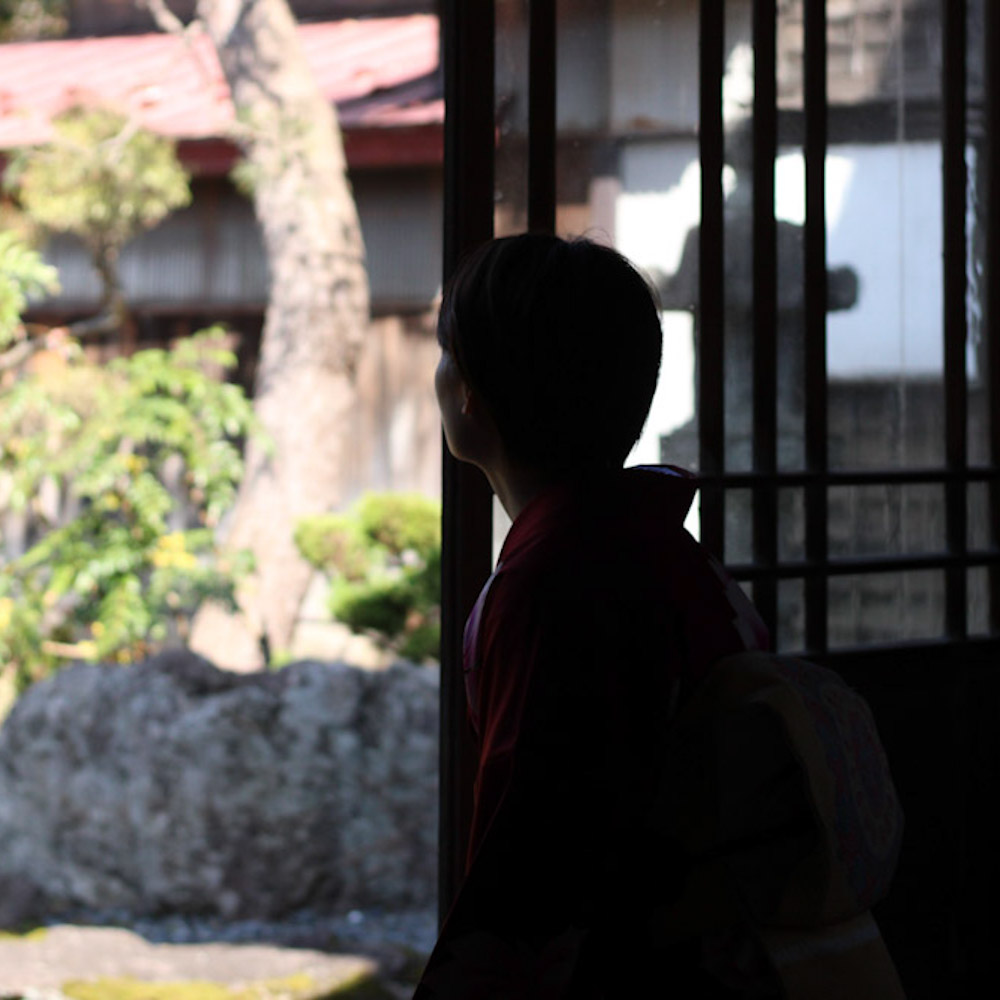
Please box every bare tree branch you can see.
[0,327,77,375]
[138,0,221,101]
[139,0,190,37]
[66,312,125,342]
[138,0,259,145]
[0,338,37,373]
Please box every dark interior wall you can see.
[830,644,1000,998]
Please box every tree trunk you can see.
[190,0,369,667]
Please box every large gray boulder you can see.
[0,650,438,920]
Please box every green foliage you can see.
[3,105,190,257]
[57,970,399,1000]
[60,973,325,1000]
[293,513,368,581]
[0,229,59,347]
[0,924,48,941]
[0,0,67,42]
[330,576,413,638]
[355,492,440,560]
[398,620,442,663]
[294,493,441,662]
[0,328,258,689]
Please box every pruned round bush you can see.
[294,493,441,661]
[329,577,413,638]
[356,492,440,559]
[293,513,368,580]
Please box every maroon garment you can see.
[417,467,768,998]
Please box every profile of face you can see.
[434,345,501,475]
[434,347,467,458]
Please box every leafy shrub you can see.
[292,512,368,581]
[294,493,441,661]
[3,105,190,258]
[398,621,441,663]
[0,229,59,345]
[355,492,440,560]
[330,577,413,638]
[0,328,257,690]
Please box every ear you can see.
[460,383,475,416]
[459,384,502,445]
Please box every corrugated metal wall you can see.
[40,169,443,316]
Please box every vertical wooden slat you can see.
[803,0,828,654]
[942,0,968,639]
[439,0,495,926]
[699,0,725,560]
[753,0,778,639]
[528,0,557,233]
[986,0,1000,634]
[941,11,972,976]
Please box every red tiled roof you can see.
[0,15,442,150]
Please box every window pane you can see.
[818,0,945,471]
[775,151,805,472]
[828,483,945,557]
[968,0,989,466]
[778,576,805,652]
[968,482,990,550]
[968,567,990,636]
[778,486,805,562]
[721,0,755,473]
[550,0,707,543]
[829,570,946,646]
[724,488,753,564]
[495,0,529,236]
[774,0,807,473]
[493,0,529,561]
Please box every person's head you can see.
[435,234,662,478]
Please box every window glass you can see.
[967,0,990,468]
[829,570,945,645]
[493,0,992,649]
[495,0,530,238]
[554,0,708,541]
[968,567,990,636]
[818,0,945,471]
[828,484,945,557]
[778,577,805,651]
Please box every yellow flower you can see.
[151,536,197,571]
[158,532,186,552]
[0,597,13,631]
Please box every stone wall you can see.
[0,650,439,925]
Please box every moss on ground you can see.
[58,971,399,1000]
[314,969,398,1000]
[61,973,319,1000]
[0,926,49,942]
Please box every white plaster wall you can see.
[777,142,949,378]
[615,140,701,468]
[614,139,953,477]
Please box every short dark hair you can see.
[438,234,662,473]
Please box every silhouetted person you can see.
[417,235,902,999]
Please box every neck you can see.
[481,459,557,521]
[484,459,623,520]
[484,469,553,521]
